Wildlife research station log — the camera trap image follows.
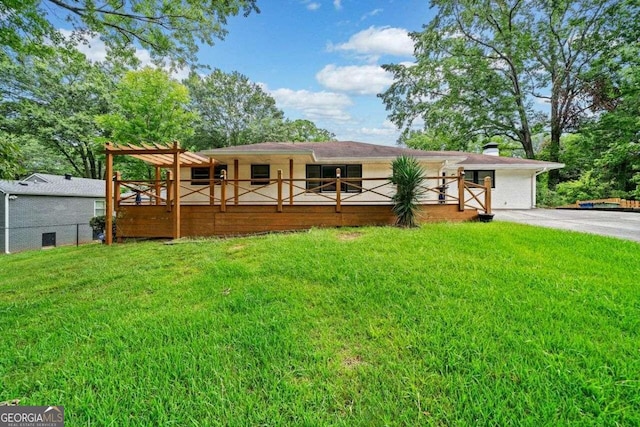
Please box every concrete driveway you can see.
[494,209,640,243]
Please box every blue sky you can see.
[195,0,436,145]
[65,1,437,146]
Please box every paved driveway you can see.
[494,209,640,243]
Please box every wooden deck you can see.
[117,204,480,238]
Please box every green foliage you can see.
[0,0,259,65]
[380,0,637,170]
[0,48,114,178]
[390,155,425,227]
[184,69,285,149]
[89,215,116,235]
[97,67,195,145]
[277,119,336,143]
[1,225,639,424]
[0,133,23,179]
[185,71,335,149]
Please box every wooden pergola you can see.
[104,141,211,245]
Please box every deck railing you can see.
[114,167,492,214]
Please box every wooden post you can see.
[335,168,341,213]
[172,141,181,240]
[105,143,113,245]
[166,170,173,212]
[220,169,227,212]
[277,169,283,213]
[484,176,492,214]
[155,166,161,205]
[233,159,239,205]
[114,172,121,208]
[289,158,294,206]
[209,159,215,206]
[457,167,465,212]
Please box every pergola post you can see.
[172,141,181,239]
[105,143,114,245]
[155,166,161,205]
[209,159,215,206]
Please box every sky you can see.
[61,1,436,146]
[196,0,436,146]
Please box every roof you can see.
[202,141,464,163]
[201,141,564,170]
[0,173,105,197]
[105,142,211,167]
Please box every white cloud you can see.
[328,26,414,60]
[265,86,353,122]
[334,0,342,10]
[361,8,383,20]
[307,2,321,11]
[316,64,394,95]
[359,120,398,137]
[57,29,189,80]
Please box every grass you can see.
[1,222,639,426]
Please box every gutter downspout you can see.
[532,167,549,208]
[4,193,9,254]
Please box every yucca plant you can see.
[390,155,425,227]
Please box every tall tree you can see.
[380,0,637,187]
[185,70,285,149]
[0,0,258,65]
[97,67,195,145]
[0,48,115,178]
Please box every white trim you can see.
[4,193,9,254]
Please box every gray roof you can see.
[0,173,105,197]
[201,141,564,170]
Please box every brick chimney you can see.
[482,142,499,156]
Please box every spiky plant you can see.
[391,155,425,228]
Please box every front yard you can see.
[1,223,638,425]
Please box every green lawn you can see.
[1,223,639,426]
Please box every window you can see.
[464,170,495,188]
[306,164,362,193]
[251,164,270,186]
[94,200,105,217]
[42,232,56,247]
[191,167,209,185]
[191,165,228,185]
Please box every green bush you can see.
[390,155,425,227]
[89,215,116,235]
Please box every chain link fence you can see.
[2,222,99,254]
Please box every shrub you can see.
[390,155,425,227]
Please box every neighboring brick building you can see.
[0,173,105,254]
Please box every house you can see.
[192,141,562,209]
[107,141,563,241]
[0,173,105,254]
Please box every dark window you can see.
[191,165,227,185]
[42,232,56,247]
[306,164,362,193]
[251,164,270,186]
[464,170,495,188]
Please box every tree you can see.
[277,119,336,143]
[0,134,23,179]
[0,0,258,65]
[0,48,115,178]
[98,67,195,145]
[380,0,638,188]
[185,70,285,149]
